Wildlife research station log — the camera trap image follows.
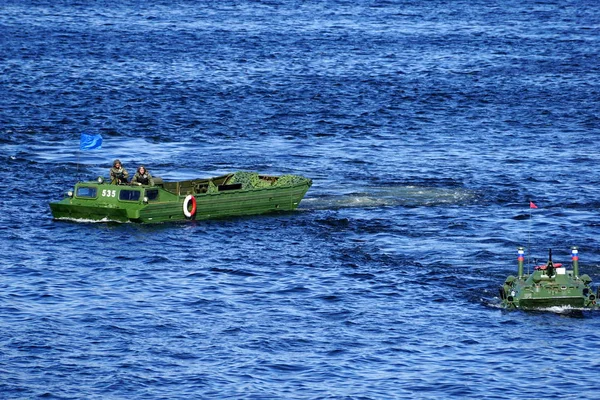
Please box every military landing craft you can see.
[500,247,598,310]
[50,171,312,223]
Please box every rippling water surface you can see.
[2,1,600,398]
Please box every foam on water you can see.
[53,216,130,224]
[303,185,477,210]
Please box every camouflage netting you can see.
[207,180,219,194]
[228,171,308,189]
[274,174,310,186]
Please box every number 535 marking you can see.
[102,190,116,197]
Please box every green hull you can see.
[517,297,586,310]
[501,278,591,310]
[50,172,312,223]
[500,248,598,310]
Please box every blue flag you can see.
[80,133,102,150]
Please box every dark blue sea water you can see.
[2,0,600,398]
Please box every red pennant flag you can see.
[529,201,538,209]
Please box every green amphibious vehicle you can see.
[500,247,598,310]
[50,171,312,223]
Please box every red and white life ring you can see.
[183,195,197,218]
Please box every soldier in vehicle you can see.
[131,165,154,186]
[109,159,129,185]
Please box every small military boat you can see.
[499,247,597,310]
[50,171,312,223]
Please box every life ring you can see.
[183,195,197,218]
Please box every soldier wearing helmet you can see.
[109,159,129,185]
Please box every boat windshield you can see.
[145,189,159,201]
[76,186,97,198]
[119,189,141,201]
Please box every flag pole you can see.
[528,200,538,273]
[528,202,532,273]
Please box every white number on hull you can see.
[101,190,116,198]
